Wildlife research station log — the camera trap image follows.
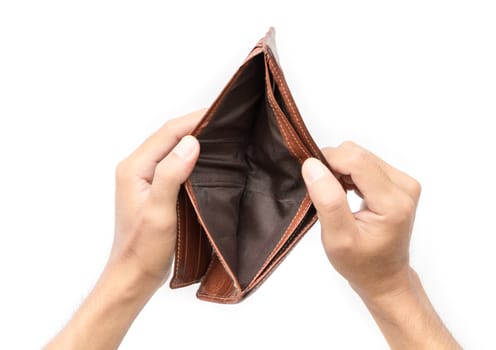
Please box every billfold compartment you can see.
[170,28,326,303]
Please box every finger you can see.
[372,157,422,202]
[302,158,357,240]
[149,135,200,209]
[323,143,421,202]
[134,109,206,166]
[321,142,403,214]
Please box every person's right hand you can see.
[301,141,462,349]
[301,141,421,300]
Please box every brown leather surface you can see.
[170,27,327,303]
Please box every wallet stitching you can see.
[200,251,217,286]
[197,255,239,301]
[185,182,242,291]
[191,62,255,137]
[199,283,237,301]
[184,197,190,279]
[267,86,311,160]
[246,210,318,295]
[197,252,217,296]
[264,55,311,160]
[173,191,184,283]
[253,207,316,291]
[266,55,320,156]
[197,291,238,302]
[184,61,267,297]
[195,225,203,279]
[267,86,309,160]
[180,38,321,302]
[266,93,298,160]
[265,59,311,160]
[278,110,311,159]
[267,81,310,160]
[267,54,319,156]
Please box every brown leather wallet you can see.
[170,28,327,303]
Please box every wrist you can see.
[357,268,461,349]
[101,255,162,304]
[351,265,417,305]
[358,267,421,317]
[44,254,162,349]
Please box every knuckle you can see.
[340,140,358,150]
[347,146,369,169]
[392,194,416,221]
[321,146,333,159]
[158,120,176,140]
[115,159,131,181]
[338,142,376,169]
[409,178,422,199]
[163,118,176,129]
[163,118,180,133]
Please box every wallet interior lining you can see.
[189,53,307,288]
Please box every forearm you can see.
[360,268,460,350]
[45,257,159,350]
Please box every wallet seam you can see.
[197,254,240,302]
[267,85,309,160]
[266,92,298,160]
[198,250,216,289]
[194,225,204,279]
[184,181,242,291]
[172,190,184,284]
[266,55,320,156]
[190,59,257,138]
[265,59,311,160]
[196,291,240,303]
[266,54,320,157]
[248,195,312,289]
[245,212,318,296]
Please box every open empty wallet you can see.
[170,28,329,303]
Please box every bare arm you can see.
[44,110,204,350]
[302,142,460,349]
[363,268,458,349]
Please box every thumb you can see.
[301,158,356,237]
[150,135,200,207]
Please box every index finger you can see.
[133,108,206,165]
[322,142,404,214]
[323,142,421,202]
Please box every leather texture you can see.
[170,28,328,303]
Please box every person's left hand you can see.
[110,109,204,289]
[44,110,204,350]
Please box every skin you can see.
[45,110,460,350]
[302,145,461,349]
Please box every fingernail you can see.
[173,136,197,160]
[303,158,330,184]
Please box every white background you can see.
[1,1,495,349]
